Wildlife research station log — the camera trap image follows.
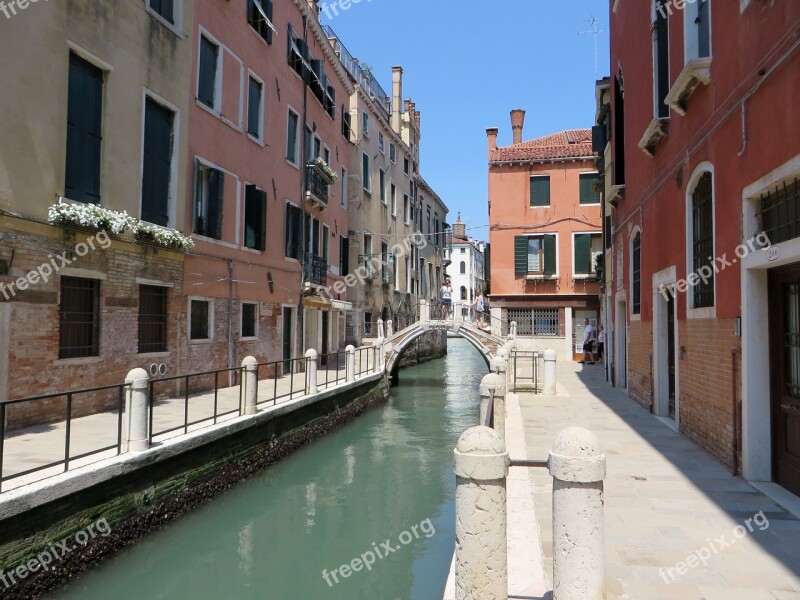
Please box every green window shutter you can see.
[580,174,599,204]
[141,98,173,227]
[530,176,550,207]
[574,234,591,274]
[193,159,202,234]
[65,52,103,205]
[265,0,274,44]
[543,234,557,275]
[285,204,292,257]
[514,236,528,275]
[207,169,224,240]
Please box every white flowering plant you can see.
[310,157,339,182]
[48,200,193,251]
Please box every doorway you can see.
[654,286,678,422]
[768,266,800,496]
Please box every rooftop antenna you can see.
[578,16,607,80]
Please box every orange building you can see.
[487,110,601,360]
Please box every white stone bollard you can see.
[549,427,607,600]
[479,372,505,429]
[305,349,318,394]
[543,349,558,395]
[454,426,509,600]
[242,356,258,415]
[373,340,383,374]
[377,319,385,339]
[125,368,150,453]
[510,321,518,339]
[420,299,430,323]
[387,319,394,337]
[345,345,356,382]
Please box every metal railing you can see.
[149,367,243,444]
[305,162,331,206]
[318,351,346,391]
[254,356,308,407]
[0,383,128,492]
[354,346,373,378]
[304,254,328,287]
[511,350,543,393]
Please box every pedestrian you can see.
[472,291,486,328]
[440,278,453,320]
[580,318,595,365]
[597,325,605,361]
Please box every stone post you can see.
[549,427,606,600]
[543,349,558,395]
[242,356,258,415]
[125,368,150,453]
[454,426,509,600]
[373,340,383,374]
[510,321,518,339]
[305,349,318,394]
[345,345,356,382]
[479,372,505,430]
[377,318,385,339]
[420,299,430,323]
[386,319,394,337]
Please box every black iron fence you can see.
[254,356,308,407]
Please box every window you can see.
[362,153,371,192]
[241,303,258,338]
[286,109,300,164]
[378,132,385,153]
[247,76,263,139]
[434,215,440,247]
[460,261,466,274]
[138,285,168,353]
[404,157,409,175]
[59,276,100,359]
[148,0,174,24]
[460,286,467,301]
[65,52,103,205]
[340,236,349,276]
[391,184,397,217]
[284,203,302,259]
[760,178,800,245]
[632,232,641,315]
[381,241,389,283]
[379,170,386,204]
[530,175,551,207]
[322,224,330,264]
[515,235,556,276]
[403,194,409,224]
[426,207,431,237]
[390,143,396,163]
[579,173,600,205]
[691,172,714,308]
[141,97,174,227]
[508,308,560,336]
[244,184,266,250]
[341,167,347,208]
[362,111,369,137]
[653,1,670,118]
[247,0,274,44]
[574,233,603,275]
[198,35,219,110]
[684,0,711,61]
[193,162,225,239]
[288,24,309,78]
[341,106,352,141]
[461,247,466,254]
[190,299,212,340]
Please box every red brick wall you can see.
[627,319,652,411]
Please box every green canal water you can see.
[53,338,485,600]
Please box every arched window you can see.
[631,232,641,315]
[460,261,466,274]
[686,165,715,309]
[460,286,467,301]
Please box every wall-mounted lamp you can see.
[267,272,274,294]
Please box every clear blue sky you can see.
[321,0,610,243]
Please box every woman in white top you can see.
[440,279,453,319]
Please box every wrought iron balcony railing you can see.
[305,163,332,208]
[304,254,328,287]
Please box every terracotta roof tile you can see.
[491,129,594,162]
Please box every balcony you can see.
[305,162,333,210]
[304,254,328,287]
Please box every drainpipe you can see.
[228,260,234,373]
[297,12,310,360]
[732,347,742,476]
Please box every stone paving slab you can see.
[518,362,800,599]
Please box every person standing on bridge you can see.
[440,278,453,320]
[472,291,486,329]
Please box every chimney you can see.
[511,109,526,144]
[486,127,498,157]
[391,66,403,134]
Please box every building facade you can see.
[444,215,486,320]
[487,110,602,359]
[0,0,193,422]
[605,0,800,495]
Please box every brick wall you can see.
[627,319,652,411]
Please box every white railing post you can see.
[420,299,430,323]
[242,356,258,415]
[345,345,355,382]
[511,321,518,339]
[125,368,150,453]
[549,427,606,599]
[387,319,394,337]
[454,426,509,600]
[305,349,318,394]
[377,318,385,339]
[543,349,558,395]
[373,340,383,374]
[479,372,505,440]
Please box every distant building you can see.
[444,215,486,319]
[487,110,601,359]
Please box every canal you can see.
[52,338,486,600]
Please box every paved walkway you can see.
[518,362,800,599]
